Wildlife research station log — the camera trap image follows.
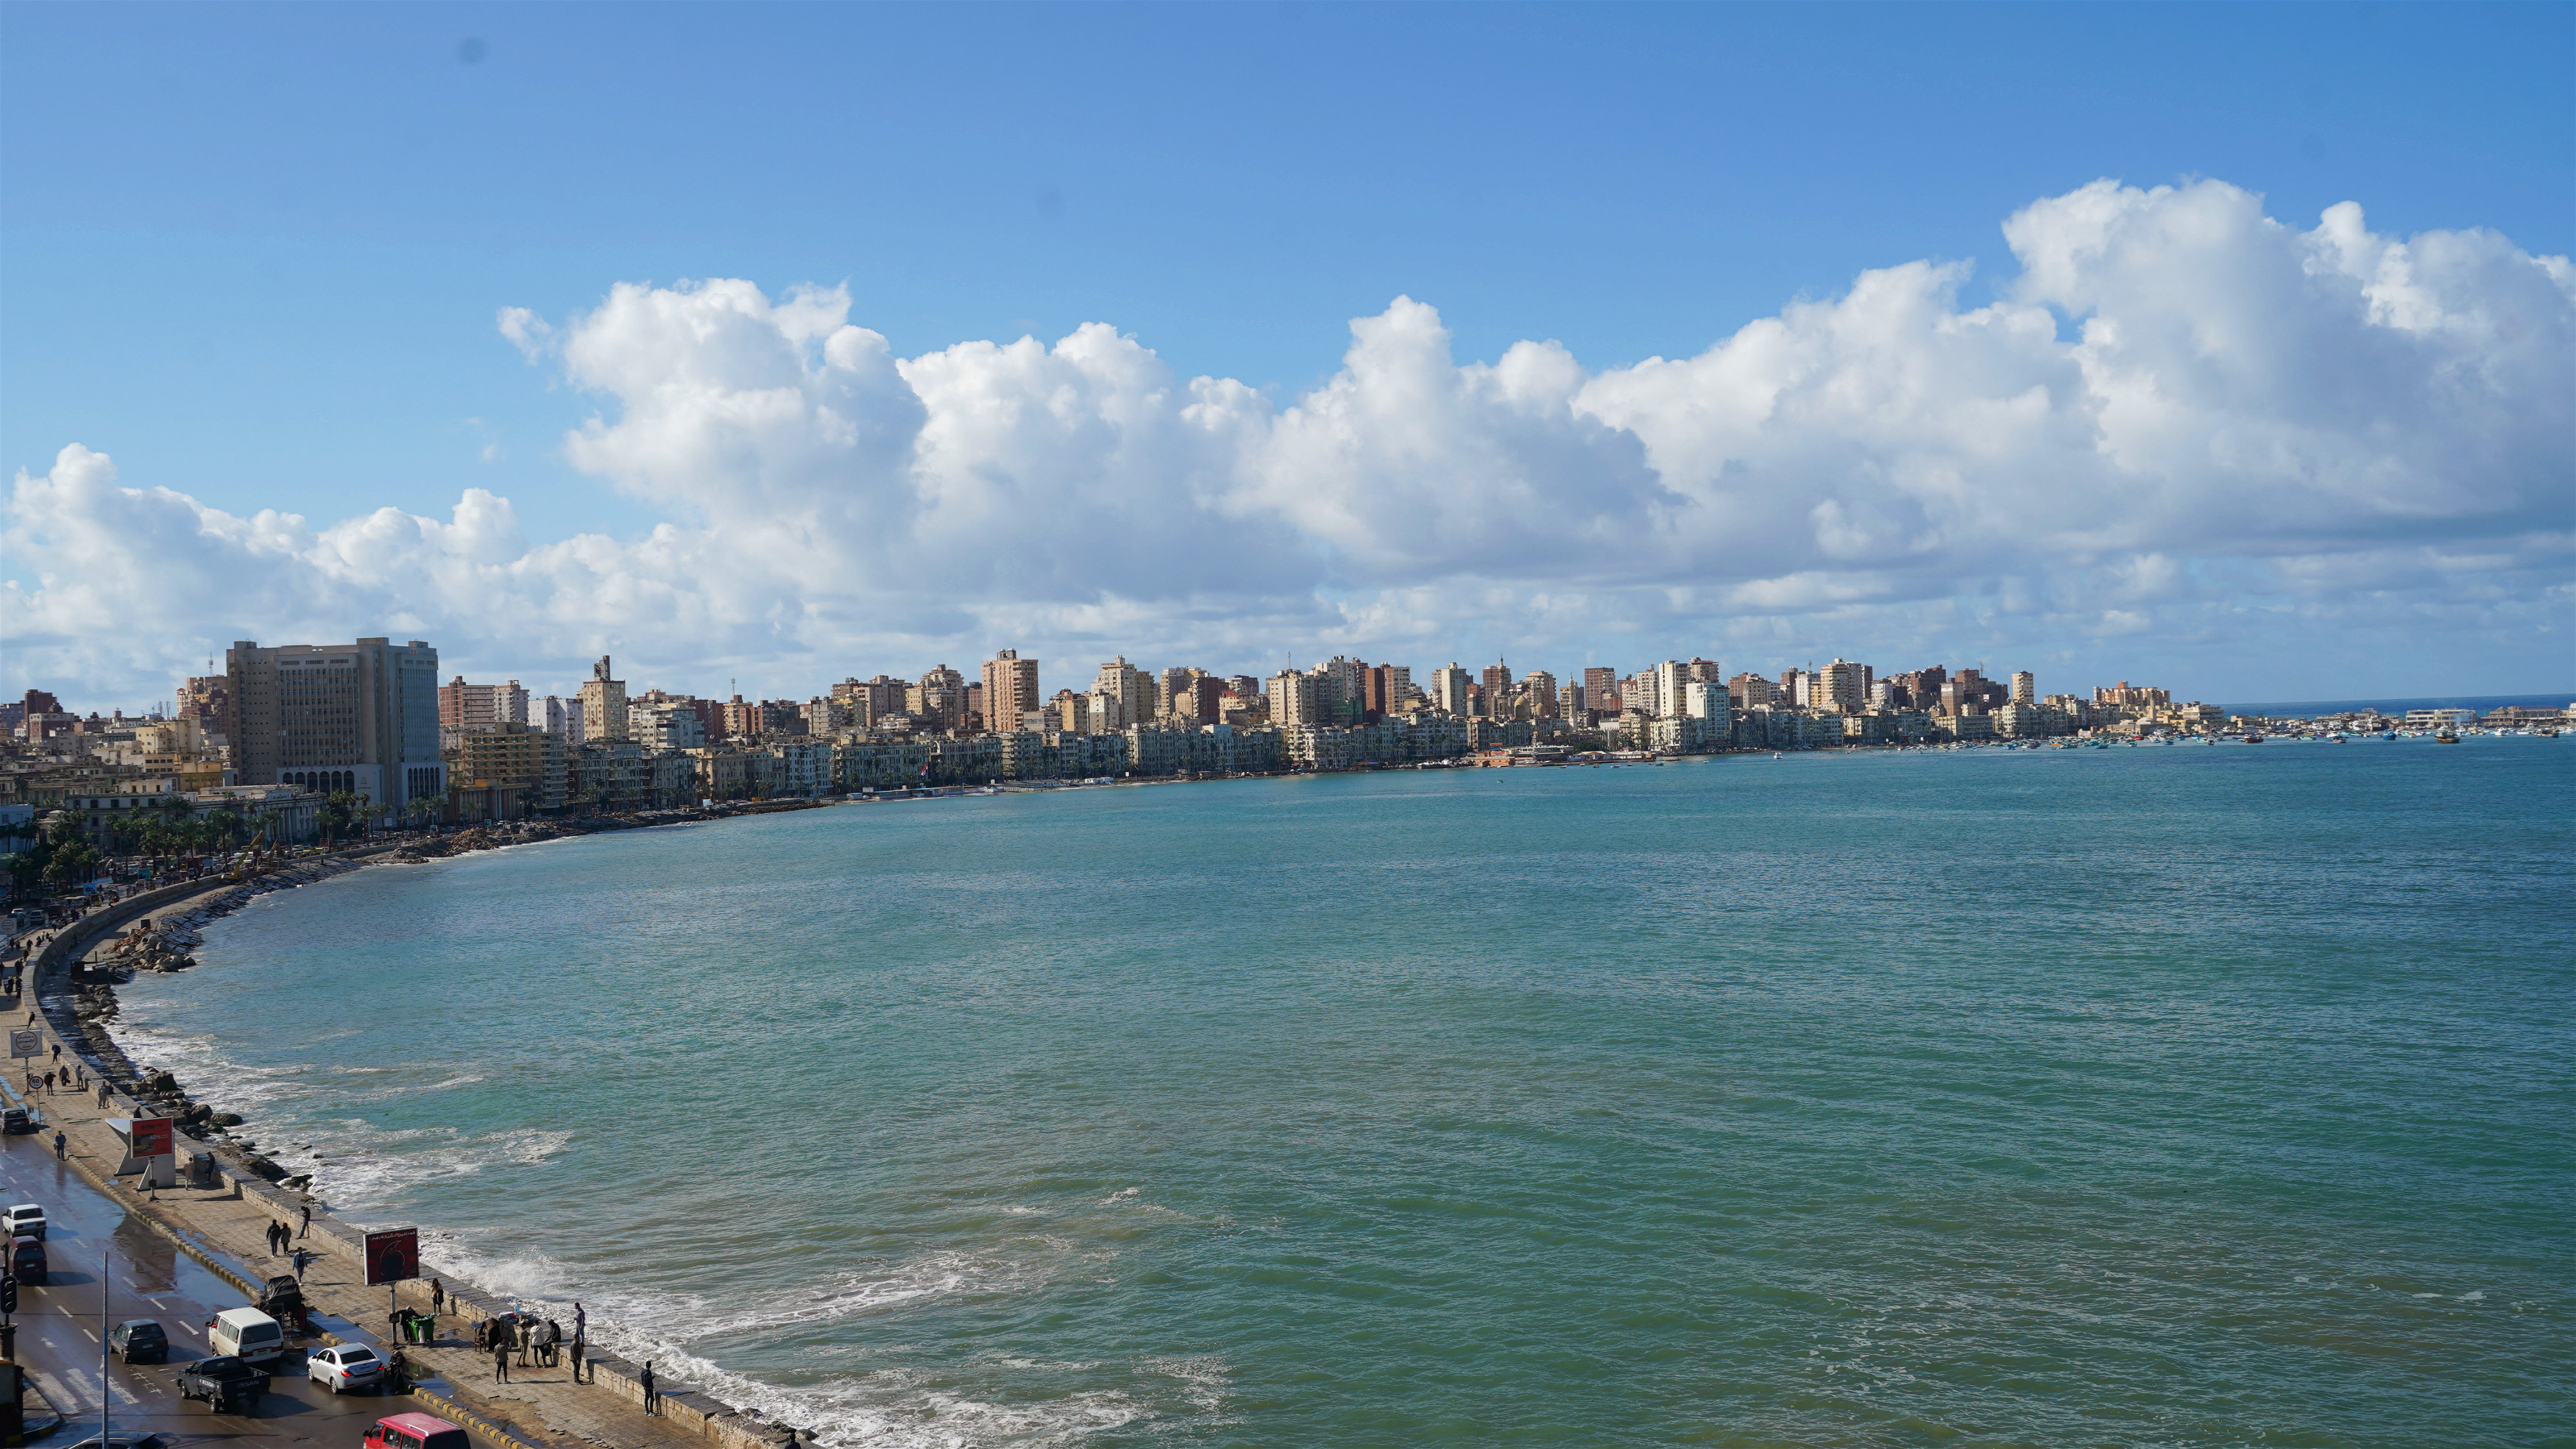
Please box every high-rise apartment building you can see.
[1814,659,1869,711]
[1094,657,1153,726]
[223,637,445,812]
[835,676,910,723]
[1482,662,1513,701]
[631,700,706,750]
[1728,673,1777,709]
[177,676,229,727]
[1308,657,1366,725]
[983,651,1041,736]
[1083,688,1129,732]
[438,676,529,732]
[1522,670,1559,719]
[2011,671,2037,705]
[1682,681,1733,726]
[1364,664,1411,721]
[1269,670,1322,726]
[578,657,629,745]
[1652,659,1721,718]
[541,695,582,743]
[1582,667,1617,712]
[1170,675,1225,724]
[1430,664,1472,716]
[1621,672,1660,716]
[453,723,568,814]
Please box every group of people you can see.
[485,1305,589,1386]
[263,1218,316,1280]
[24,1057,80,1097]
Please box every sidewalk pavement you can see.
[19,878,807,1449]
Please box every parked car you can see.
[1,1204,44,1238]
[364,1412,469,1449]
[0,1108,33,1136]
[108,1319,169,1364]
[307,1344,386,1395]
[10,1235,45,1285]
[178,1356,266,1413]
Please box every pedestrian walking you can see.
[291,1247,312,1283]
[40,1071,52,1094]
[431,1278,445,1315]
[640,1360,659,1414]
[299,1203,311,1239]
[568,1336,586,1384]
[492,1341,511,1384]
[51,1130,64,1161]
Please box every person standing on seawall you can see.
[492,1339,511,1384]
[640,1361,658,1414]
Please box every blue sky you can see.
[3,2,2570,707]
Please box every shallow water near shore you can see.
[112,740,2575,1446]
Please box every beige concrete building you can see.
[983,651,1040,736]
[223,637,444,814]
[577,656,629,746]
[453,723,568,813]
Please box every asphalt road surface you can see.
[0,1124,392,1449]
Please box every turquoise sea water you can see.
[113,739,2574,1448]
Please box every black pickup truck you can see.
[177,1356,265,1413]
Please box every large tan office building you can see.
[223,637,445,813]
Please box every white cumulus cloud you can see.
[6,177,2569,704]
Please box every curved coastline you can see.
[35,830,827,1449]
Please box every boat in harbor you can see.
[2435,731,2461,744]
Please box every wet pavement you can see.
[0,1130,389,1449]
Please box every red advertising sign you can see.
[129,1118,173,1159]
[364,1228,420,1286]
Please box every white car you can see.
[1,1205,44,1241]
[305,1344,386,1395]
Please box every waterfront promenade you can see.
[19,870,799,1449]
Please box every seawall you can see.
[24,852,810,1449]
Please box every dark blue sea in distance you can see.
[2214,691,2572,716]
[115,737,2574,1448]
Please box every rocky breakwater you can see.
[54,856,370,1187]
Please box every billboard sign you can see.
[129,1118,173,1159]
[364,1228,420,1286]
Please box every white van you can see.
[208,1306,286,1368]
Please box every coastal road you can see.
[0,1127,388,1449]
